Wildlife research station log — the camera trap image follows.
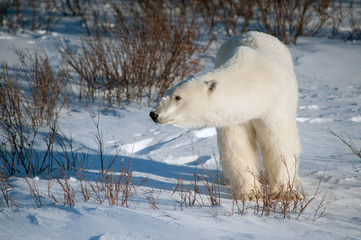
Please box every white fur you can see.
[151,31,301,196]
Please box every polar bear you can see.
[149,31,301,200]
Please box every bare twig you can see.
[25,177,43,207]
[330,129,361,159]
[0,173,19,207]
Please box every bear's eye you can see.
[175,96,182,101]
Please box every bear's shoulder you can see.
[216,32,293,69]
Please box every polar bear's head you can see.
[149,75,218,128]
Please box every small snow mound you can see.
[106,139,120,145]
[350,116,361,122]
[296,117,309,123]
[309,118,333,123]
[0,35,13,40]
[193,128,217,139]
[164,155,195,165]
[123,138,154,153]
[36,30,47,35]
[299,105,319,110]
[69,177,77,182]
[296,117,333,123]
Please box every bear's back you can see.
[215,31,293,69]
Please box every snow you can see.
[193,128,217,139]
[350,116,361,122]
[1,19,361,240]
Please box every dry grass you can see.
[102,159,137,207]
[54,171,76,206]
[145,189,161,210]
[229,157,327,220]
[12,154,139,208]
[75,169,92,203]
[167,154,327,220]
[73,157,138,207]
[296,170,327,221]
[172,176,204,209]
[2,149,327,222]
[25,177,43,207]
[198,153,222,206]
[73,120,138,207]
[172,152,222,209]
[0,172,19,208]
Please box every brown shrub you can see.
[61,0,203,106]
[255,0,333,44]
[0,48,69,176]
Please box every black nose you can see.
[149,111,158,122]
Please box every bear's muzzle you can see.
[149,111,159,122]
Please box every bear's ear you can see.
[205,80,217,94]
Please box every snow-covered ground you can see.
[1,21,361,240]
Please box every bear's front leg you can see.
[217,124,261,201]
